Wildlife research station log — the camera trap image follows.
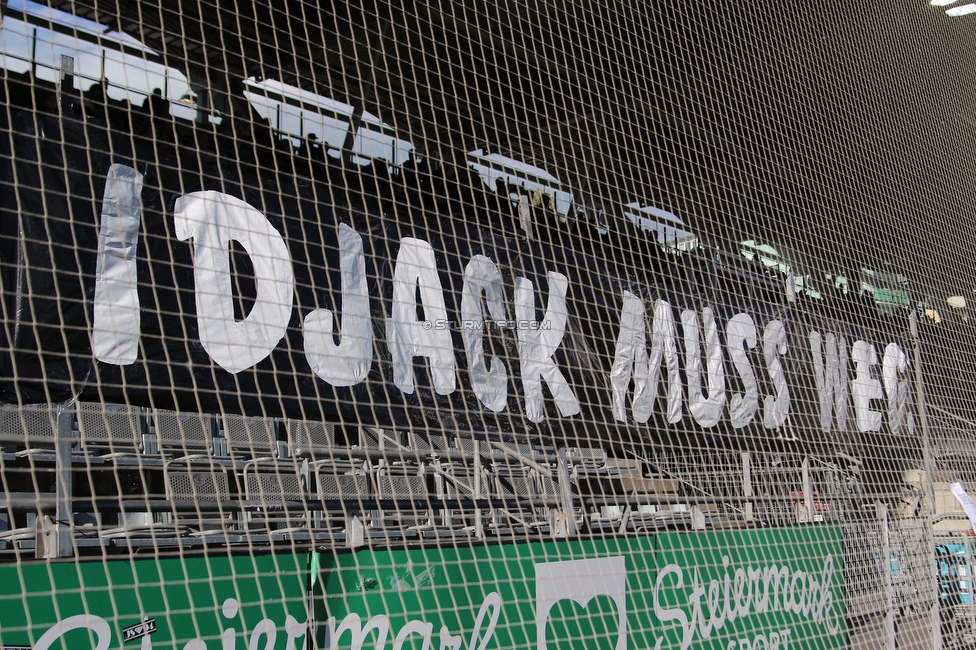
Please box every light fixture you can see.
[931,0,959,5]
[947,3,976,15]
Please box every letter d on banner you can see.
[175,191,294,373]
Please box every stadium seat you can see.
[438,466,484,533]
[566,447,608,474]
[161,462,237,540]
[315,471,370,539]
[489,470,552,536]
[223,413,281,462]
[407,431,450,457]
[0,403,59,457]
[77,402,148,459]
[153,410,217,459]
[242,466,320,542]
[285,419,335,461]
[427,438,488,536]
[369,472,427,540]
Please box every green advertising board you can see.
[312,526,846,650]
[0,526,845,650]
[0,551,309,650]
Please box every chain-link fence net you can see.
[2,1,976,648]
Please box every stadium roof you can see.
[35,0,976,298]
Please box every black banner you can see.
[0,104,915,450]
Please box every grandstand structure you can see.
[3,1,976,649]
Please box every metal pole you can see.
[911,311,937,515]
[742,452,753,523]
[58,54,74,114]
[556,448,577,537]
[54,401,76,558]
[969,538,975,642]
[878,502,896,650]
[802,456,814,523]
[927,517,943,650]
[474,450,484,540]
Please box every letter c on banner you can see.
[35,615,111,650]
[461,255,509,412]
[174,191,294,373]
[882,342,912,435]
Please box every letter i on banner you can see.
[92,164,144,365]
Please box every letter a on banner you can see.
[386,238,456,395]
[174,191,294,373]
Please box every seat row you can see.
[0,402,340,463]
[156,440,581,542]
[0,403,594,466]
[0,451,579,553]
[0,402,732,556]
[0,403,603,552]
